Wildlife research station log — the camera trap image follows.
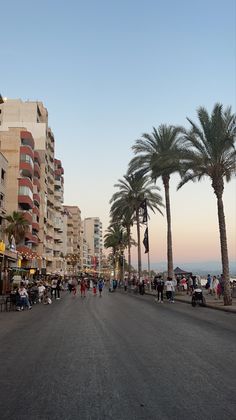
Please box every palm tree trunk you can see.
[214,185,232,306]
[127,225,131,279]
[163,175,174,279]
[136,209,142,279]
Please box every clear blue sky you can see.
[2,0,236,264]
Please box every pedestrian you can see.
[165,277,175,303]
[51,278,57,299]
[98,278,104,297]
[155,276,165,303]
[80,279,86,298]
[206,274,212,294]
[56,277,61,300]
[139,278,145,295]
[212,276,219,298]
[38,282,46,303]
[68,278,73,293]
[124,278,128,292]
[187,276,194,295]
[17,283,32,310]
[93,280,97,295]
[72,277,78,295]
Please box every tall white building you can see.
[83,217,103,274]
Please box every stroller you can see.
[191,287,206,307]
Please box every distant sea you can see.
[144,261,236,276]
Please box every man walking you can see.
[165,277,175,303]
[156,275,165,303]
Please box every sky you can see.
[1,0,236,267]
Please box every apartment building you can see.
[83,217,103,274]
[0,98,63,274]
[0,151,18,293]
[0,128,41,266]
[53,159,64,274]
[63,205,81,275]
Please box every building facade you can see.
[0,98,64,274]
[63,205,81,275]
[83,217,103,274]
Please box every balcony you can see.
[34,151,41,165]
[34,162,41,178]
[54,231,63,241]
[33,206,40,217]
[18,177,33,192]
[19,161,33,178]
[25,231,38,244]
[54,179,61,187]
[32,221,40,232]
[33,177,41,192]
[20,131,35,149]
[20,145,34,160]
[54,221,63,232]
[22,211,33,224]
[54,243,62,252]
[18,195,33,210]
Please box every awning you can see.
[16,245,40,260]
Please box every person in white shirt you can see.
[38,283,46,303]
[165,277,175,303]
[17,284,32,310]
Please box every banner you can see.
[139,198,148,223]
[143,227,149,254]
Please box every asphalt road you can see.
[0,288,235,420]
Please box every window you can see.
[0,192,4,207]
[1,169,5,183]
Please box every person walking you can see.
[98,278,104,297]
[156,276,165,303]
[72,277,78,296]
[165,277,175,303]
[80,279,86,298]
[38,282,46,303]
[93,280,97,296]
[56,277,61,300]
[68,278,73,293]
[51,278,57,300]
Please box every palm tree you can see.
[110,171,163,279]
[5,211,29,246]
[129,125,183,279]
[110,205,135,280]
[104,223,127,279]
[178,103,236,306]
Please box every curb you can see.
[143,291,236,314]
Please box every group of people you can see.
[205,274,224,298]
[153,276,175,303]
[14,278,63,311]
[67,277,105,297]
[13,276,106,311]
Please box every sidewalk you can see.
[145,288,236,314]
